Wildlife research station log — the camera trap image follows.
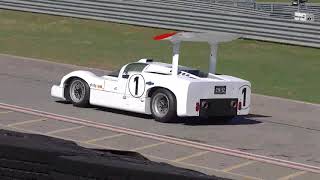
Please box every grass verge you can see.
[0,10,319,103]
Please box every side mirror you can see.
[122,74,129,79]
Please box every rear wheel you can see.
[151,89,177,123]
[68,78,90,107]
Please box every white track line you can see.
[253,94,320,107]
[0,53,105,72]
[0,102,319,174]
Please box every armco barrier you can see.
[0,0,319,48]
[145,0,320,21]
[256,3,320,21]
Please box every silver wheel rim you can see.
[153,93,169,117]
[70,80,85,103]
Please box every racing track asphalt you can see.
[0,54,320,177]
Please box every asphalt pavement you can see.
[0,54,320,179]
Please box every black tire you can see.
[64,83,72,102]
[68,78,90,107]
[150,89,177,123]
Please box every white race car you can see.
[51,32,251,123]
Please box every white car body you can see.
[51,32,251,118]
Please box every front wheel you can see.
[150,89,177,123]
[68,78,90,107]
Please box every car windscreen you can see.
[108,69,121,77]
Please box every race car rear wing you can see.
[153,32,241,76]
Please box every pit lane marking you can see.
[145,154,262,180]
[277,171,307,180]
[222,161,256,172]
[0,116,304,180]
[85,133,125,144]
[0,110,13,114]
[7,118,47,127]
[45,125,85,135]
[173,151,209,163]
[2,123,260,180]
[6,124,113,150]
[131,142,167,151]
[1,102,320,174]
[6,124,43,135]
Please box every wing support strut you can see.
[209,43,218,74]
[153,32,241,76]
[172,41,180,76]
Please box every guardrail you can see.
[128,0,320,21]
[0,0,319,48]
[126,0,271,16]
[256,3,320,21]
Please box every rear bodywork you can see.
[185,75,250,117]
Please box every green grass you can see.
[0,10,319,103]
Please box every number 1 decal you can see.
[128,74,145,98]
[242,88,247,107]
[239,85,250,109]
[134,76,139,96]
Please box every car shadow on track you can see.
[182,114,270,126]
[93,105,267,126]
[55,101,153,119]
[56,101,72,105]
[56,101,269,126]
[94,106,154,119]
[94,105,269,126]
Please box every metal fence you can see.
[124,0,271,16]
[256,3,320,21]
[127,0,320,21]
[0,0,320,48]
